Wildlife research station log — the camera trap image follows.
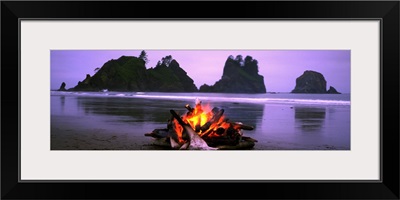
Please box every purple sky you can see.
[51,50,350,93]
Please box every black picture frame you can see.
[2,1,399,199]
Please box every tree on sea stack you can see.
[138,50,149,64]
[161,55,173,66]
[235,55,244,66]
[198,55,266,93]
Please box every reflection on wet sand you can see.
[74,97,264,127]
[60,96,65,111]
[76,97,173,123]
[294,106,326,132]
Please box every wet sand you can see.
[51,95,350,150]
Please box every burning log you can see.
[145,100,257,150]
[185,104,194,112]
[170,109,217,150]
[215,127,225,135]
[200,108,224,132]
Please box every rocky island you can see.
[69,54,198,92]
[57,82,67,91]
[199,55,267,93]
[291,70,341,94]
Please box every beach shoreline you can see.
[51,94,350,150]
[51,115,339,150]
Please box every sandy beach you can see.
[51,93,350,150]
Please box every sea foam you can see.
[51,91,350,106]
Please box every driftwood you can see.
[232,123,254,130]
[144,101,257,150]
[217,140,256,150]
[203,135,241,147]
[144,129,169,138]
[149,135,256,150]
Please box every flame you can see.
[185,103,211,128]
[173,101,232,142]
[172,119,184,143]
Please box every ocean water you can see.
[51,91,350,106]
[51,91,351,150]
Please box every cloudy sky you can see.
[51,50,350,93]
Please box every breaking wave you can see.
[51,91,350,106]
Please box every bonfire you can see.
[145,99,257,150]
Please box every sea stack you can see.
[57,82,67,91]
[291,70,340,94]
[70,55,198,92]
[199,55,266,93]
[327,86,341,94]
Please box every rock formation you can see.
[146,59,198,92]
[327,86,341,94]
[57,82,67,91]
[71,56,198,92]
[291,70,341,94]
[199,55,266,93]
